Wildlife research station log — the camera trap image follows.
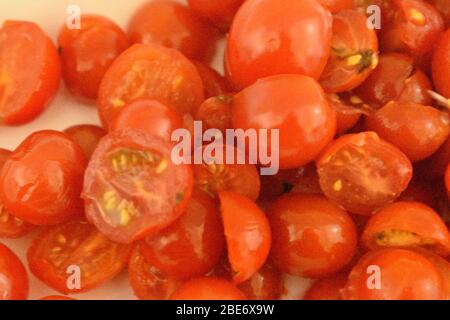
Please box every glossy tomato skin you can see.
[141,189,225,280]
[188,0,245,30]
[83,129,193,243]
[63,125,106,159]
[238,261,283,300]
[193,61,230,99]
[58,15,129,100]
[170,277,247,300]
[432,28,450,98]
[127,1,217,63]
[0,130,86,225]
[97,43,204,128]
[195,95,233,135]
[268,194,357,278]
[232,74,336,169]
[327,94,365,135]
[365,101,450,162]
[304,273,348,300]
[317,132,413,215]
[0,21,60,125]
[0,243,28,300]
[343,249,445,300]
[226,0,333,89]
[319,0,355,13]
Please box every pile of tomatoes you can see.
[0,0,450,300]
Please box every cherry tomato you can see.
[28,220,131,294]
[58,15,129,100]
[365,101,450,162]
[193,61,229,99]
[195,95,233,136]
[187,0,245,31]
[170,277,246,300]
[63,125,107,159]
[0,20,60,125]
[232,74,336,169]
[327,94,366,135]
[432,28,450,98]
[355,53,433,108]
[446,164,450,198]
[419,250,450,300]
[110,99,183,141]
[317,132,413,215]
[0,130,86,225]
[319,0,356,13]
[219,191,271,284]
[0,243,28,300]
[237,262,283,300]
[342,249,445,300]
[128,244,180,300]
[127,1,217,63]
[320,10,379,93]
[226,0,333,89]
[97,43,204,128]
[430,0,450,27]
[304,273,348,300]
[40,295,76,300]
[82,129,193,243]
[269,194,357,278]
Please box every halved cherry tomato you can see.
[141,189,225,279]
[219,191,271,284]
[232,74,336,169]
[28,220,131,294]
[58,15,129,100]
[304,273,348,300]
[320,10,379,93]
[365,101,450,162]
[361,201,450,255]
[187,0,245,31]
[268,194,357,278]
[195,94,233,136]
[127,1,217,63]
[128,244,180,300]
[237,261,283,300]
[327,94,366,135]
[63,125,107,159]
[0,130,86,225]
[40,295,76,300]
[110,99,183,141]
[226,0,333,89]
[342,248,445,300]
[0,20,60,125]
[0,243,28,300]
[432,28,450,98]
[97,43,204,128]
[317,132,413,215]
[319,0,356,13]
[170,277,247,300]
[193,61,229,99]
[82,129,193,243]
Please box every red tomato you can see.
[226,0,333,89]
[327,94,366,135]
[317,132,413,215]
[319,0,356,13]
[0,243,28,300]
[195,94,233,135]
[110,99,183,141]
[342,249,445,300]
[63,125,106,159]
[268,194,357,278]
[418,137,450,179]
[128,244,180,300]
[304,273,348,300]
[82,129,193,243]
[28,220,131,294]
[320,10,379,93]
[170,277,247,300]
[0,21,60,125]
[97,43,204,128]
[430,0,450,27]
[188,0,245,30]
[141,189,225,280]
[432,28,450,98]
[219,191,271,284]
[40,295,76,300]
[419,250,450,300]
[193,61,229,99]
[446,164,450,198]
[127,1,217,63]
[232,74,336,169]
[58,15,129,100]
[0,131,86,225]
[238,262,283,300]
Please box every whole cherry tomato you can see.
[226,0,333,89]
[0,130,86,225]
[195,95,233,136]
[238,261,283,300]
[317,132,413,215]
[58,15,129,100]
[268,194,357,278]
[0,21,60,125]
[432,28,450,98]
[0,243,28,300]
[304,273,348,300]
[63,125,107,159]
[187,0,245,31]
[193,61,230,99]
[419,249,450,300]
[170,277,247,300]
[319,0,356,13]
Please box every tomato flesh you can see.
[0,243,28,300]
[170,277,247,300]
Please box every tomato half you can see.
[83,129,193,243]
[237,261,283,300]
[304,273,348,300]
[432,28,450,98]
[327,93,366,135]
[63,125,107,159]
[193,61,230,99]
[170,277,247,300]
[187,0,245,31]
[0,243,28,300]
[0,20,60,125]
[195,94,233,136]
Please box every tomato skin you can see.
[304,273,348,300]
[268,194,357,278]
[327,94,364,135]
[0,21,60,125]
[188,0,245,30]
[40,295,76,300]
[193,61,230,99]
[226,0,333,89]
[237,262,283,300]
[430,0,450,28]
[232,74,336,169]
[365,101,450,162]
[141,189,225,280]
[432,28,450,98]
[63,125,107,159]
[58,15,129,100]
[446,164,450,199]
[0,243,28,300]
[319,0,356,13]
[343,249,445,300]
[0,131,86,225]
[127,1,217,63]
[195,95,233,136]
[170,277,247,300]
